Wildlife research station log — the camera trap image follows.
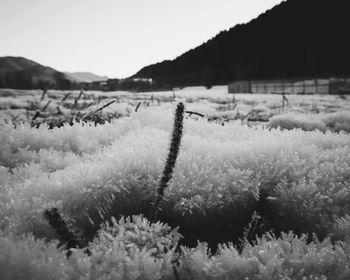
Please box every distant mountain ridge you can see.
[64,72,109,83]
[0,56,73,89]
[0,56,39,74]
[0,56,108,89]
[133,0,350,88]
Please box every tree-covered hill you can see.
[133,0,350,88]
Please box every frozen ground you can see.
[1,86,350,279]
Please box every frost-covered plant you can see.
[153,102,184,220]
[332,215,350,242]
[1,216,350,280]
[91,215,181,258]
[0,232,70,280]
[69,215,180,280]
[240,232,350,280]
[322,111,350,133]
[1,107,350,245]
[267,113,327,131]
[267,111,350,133]
[0,97,30,110]
[179,232,350,280]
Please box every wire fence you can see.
[228,78,350,95]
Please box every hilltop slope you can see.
[133,0,350,87]
[64,72,109,83]
[0,56,72,89]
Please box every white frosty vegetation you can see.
[0,105,350,279]
[267,111,350,133]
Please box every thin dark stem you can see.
[185,110,204,118]
[135,102,141,112]
[81,100,116,121]
[152,103,185,222]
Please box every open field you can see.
[1,86,350,131]
[1,87,350,279]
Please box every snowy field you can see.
[1,86,350,279]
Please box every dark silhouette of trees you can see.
[133,0,350,87]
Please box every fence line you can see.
[228,78,350,95]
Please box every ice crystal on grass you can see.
[1,216,350,279]
[0,107,350,242]
[0,106,350,279]
[0,233,70,280]
[267,111,350,133]
[267,113,327,132]
[91,215,181,258]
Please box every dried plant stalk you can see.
[152,102,185,221]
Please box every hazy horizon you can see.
[0,0,283,78]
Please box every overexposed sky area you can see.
[0,0,283,78]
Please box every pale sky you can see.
[0,0,283,78]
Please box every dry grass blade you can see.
[42,100,52,112]
[26,109,30,121]
[40,89,47,101]
[61,92,72,102]
[81,100,116,121]
[11,114,20,123]
[282,93,289,109]
[57,106,62,115]
[241,111,252,122]
[185,110,204,118]
[135,102,141,112]
[31,110,41,121]
[77,90,84,101]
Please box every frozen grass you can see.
[268,111,350,133]
[1,88,350,278]
[322,111,350,132]
[2,87,350,127]
[1,106,349,245]
[1,215,350,280]
[267,113,327,131]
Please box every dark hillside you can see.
[133,0,350,87]
[0,56,74,89]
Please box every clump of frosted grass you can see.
[2,217,350,280]
[92,215,181,258]
[268,111,350,133]
[0,108,174,168]
[1,106,349,242]
[0,97,29,110]
[267,113,327,131]
[322,111,350,132]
